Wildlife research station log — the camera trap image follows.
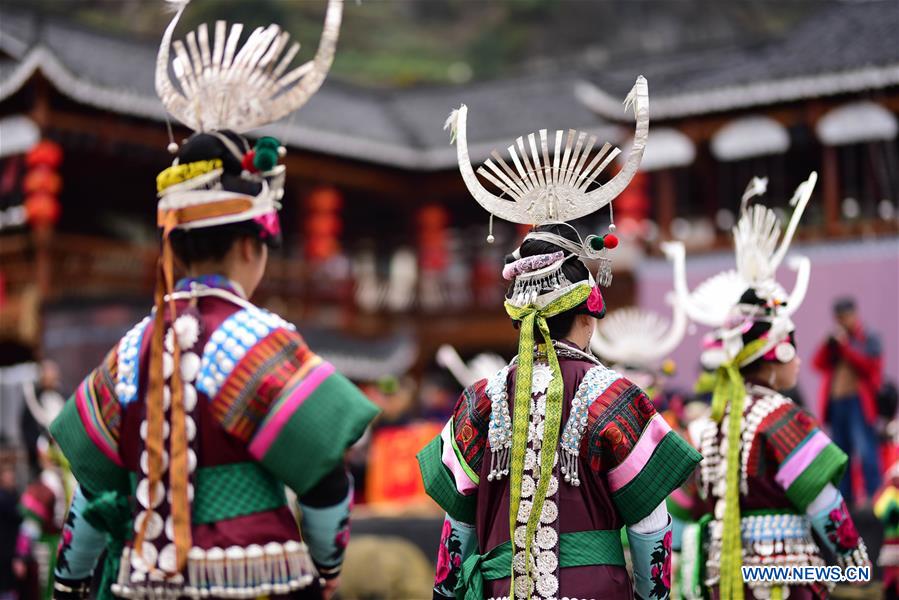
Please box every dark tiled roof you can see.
[2,1,897,167]
[580,1,899,118]
[0,8,610,169]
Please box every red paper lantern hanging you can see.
[23,140,63,230]
[22,169,62,196]
[24,193,61,228]
[304,186,343,262]
[418,204,449,272]
[25,140,63,170]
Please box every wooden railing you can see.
[1,233,322,306]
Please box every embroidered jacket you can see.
[50,277,379,598]
[691,385,868,600]
[419,350,701,600]
[874,461,899,595]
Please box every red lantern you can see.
[23,169,62,196]
[306,213,342,237]
[304,186,342,262]
[418,204,449,272]
[26,140,63,169]
[25,193,61,228]
[418,204,448,229]
[308,187,342,212]
[23,140,63,230]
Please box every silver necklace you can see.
[527,341,601,365]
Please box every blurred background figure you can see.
[16,436,69,600]
[20,361,65,477]
[813,297,884,507]
[0,453,25,600]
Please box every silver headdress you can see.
[668,172,817,329]
[154,0,342,233]
[445,76,649,291]
[592,304,686,393]
[591,246,687,373]
[669,172,817,370]
[156,0,342,134]
[436,345,506,390]
[445,76,648,226]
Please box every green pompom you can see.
[253,137,281,171]
[589,235,604,251]
[253,147,278,172]
[255,136,280,151]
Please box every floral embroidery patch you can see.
[824,500,860,553]
[648,529,672,599]
[55,508,77,576]
[435,519,464,594]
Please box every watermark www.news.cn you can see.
[742,565,871,584]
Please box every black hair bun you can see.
[177,131,249,175]
[738,288,766,307]
[176,131,260,196]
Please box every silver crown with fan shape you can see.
[156,0,342,134]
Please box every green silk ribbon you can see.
[455,529,625,600]
[709,337,767,600]
[503,283,591,599]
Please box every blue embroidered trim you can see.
[174,275,242,295]
[486,364,512,451]
[115,316,151,405]
[197,306,294,399]
[560,364,619,454]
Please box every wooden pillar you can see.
[29,75,55,300]
[33,228,52,298]
[656,170,676,240]
[822,145,841,236]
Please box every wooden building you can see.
[1,2,897,390]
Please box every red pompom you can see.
[603,233,619,249]
[241,150,257,172]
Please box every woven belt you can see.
[456,529,625,600]
[129,461,287,525]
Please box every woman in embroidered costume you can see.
[673,175,870,600]
[13,370,71,600]
[875,459,899,599]
[48,1,379,599]
[18,436,71,600]
[419,79,702,600]
[589,247,702,600]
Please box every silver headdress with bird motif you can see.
[591,245,687,372]
[668,172,817,329]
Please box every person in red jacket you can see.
[813,297,883,507]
